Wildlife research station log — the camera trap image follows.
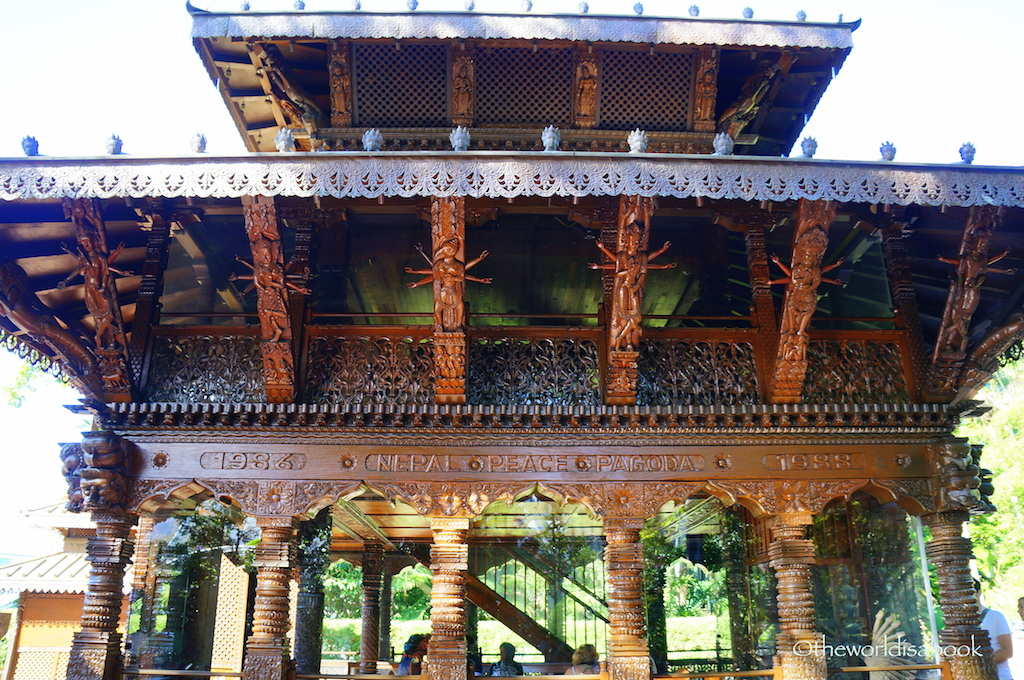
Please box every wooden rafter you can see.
[924,206,1007,401]
[61,198,133,401]
[767,199,837,403]
[240,195,305,403]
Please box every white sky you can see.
[0,0,1021,557]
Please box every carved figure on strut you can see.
[58,237,131,349]
[407,240,491,330]
[232,256,311,343]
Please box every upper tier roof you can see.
[188,2,859,49]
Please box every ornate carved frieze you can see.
[145,334,264,402]
[61,198,133,400]
[452,47,477,127]
[802,339,909,404]
[572,47,599,129]
[305,335,434,405]
[372,481,515,518]
[693,46,719,132]
[637,339,759,406]
[926,206,1009,400]
[0,259,101,397]
[328,40,353,128]
[709,479,864,516]
[544,482,703,519]
[769,199,838,403]
[467,337,600,406]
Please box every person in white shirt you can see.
[977,581,1014,680]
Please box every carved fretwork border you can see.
[104,401,956,438]
[129,477,936,521]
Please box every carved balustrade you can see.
[145,330,264,403]
[802,331,913,404]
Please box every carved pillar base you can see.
[609,654,650,680]
[66,631,123,680]
[924,511,997,680]
[427,517,469,680]
[606,350,639,405]
[242,643,291,680]
[768,513,824,680]
[434,332,467,404]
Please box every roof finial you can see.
[796,9,807,21]
[294,0,305,9]
[275,128,297,153]
[407,0,418,9]
[742,7,754,19]
[450,126,471,152]
[542,126,560,152]
[240,0,250,10]
[879,141,896,161]
[713,132,734,156]
[106,134,124,155]
[799,136,817,159]
[578,1,589,12]
[362,129,384,151]
[959,142,976,165]
[627,129,648,154]
[349,0,361,10]
[21,136,39,157]
[521,0,532,11]
[465,0,475,9]
[633,2,644,15]
[688,5,700,16]
[190,133,208,154]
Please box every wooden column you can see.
[767,512,824,680]
[66,511,135,680]
[379,559,396,665]
[923,511,997,680]
[769,199,837,403]
[125,515,156,669]
[242,195,300,403]
[295,514,330,675]
[361,545,385,673]
[242,517,297,680]
[427,517,469,680]
[604,519,649,680]
[693,46,719,132]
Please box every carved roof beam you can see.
[241,195,306,403]
[62,198,133,402]
[718,51,795,139]
[767,198,837,403]
[250,42,325,135]
[924,206,1006,402]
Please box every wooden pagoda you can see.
[0,4,1021,680]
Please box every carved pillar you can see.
[573,47,599,129]
[125,515,156,669]
[329,40,353,128]
[242,195,299,403]
[923,511,997,680]
[605,519,649,680]
[66,511,135,680]
[361,545,386,673]
[767,512,824,680]
[295,513,330,675]
[452,46,477,127]
[769,199,837,403]
[62,197,133,401]
[427,517,469,680]
[693,46,719,132]
[881,220,927,398]
[431,197,470,405]
[242,517,298,680]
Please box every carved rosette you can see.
[771,199,837,403]
[243,517,297,680]
[434,332,467,400]
[693,46,719,132]
[67,511,135,680]
[329,40,353,128]
[360,545,385,674]
[573,48,599,129]
[605,519,649,680]
[923,511,997,680]
[452,49,476,127]
[427,517,469,680]
[768,513,825,680]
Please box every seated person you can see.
[565,644,600,675]
[398,634,430,675]
[489,642,524,676]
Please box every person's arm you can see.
[995,634,1013,663]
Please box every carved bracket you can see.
[79,431,131,512]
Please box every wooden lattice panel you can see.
[13,648,70,680]
[476,47,573,126]
[600,49,694,131]
[210,554,249,674]
[354,43,448,127]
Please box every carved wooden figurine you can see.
[328,40,353,128]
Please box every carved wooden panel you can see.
[304,335,434,405]
[353,43,447,128]
[145,335,264,403]
[802,339,909,404]
[636,339,759,406]
[476,47,573,126]
[600,49,694,131]
[466,337,600,406]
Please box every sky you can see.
[0,0,1021,558]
